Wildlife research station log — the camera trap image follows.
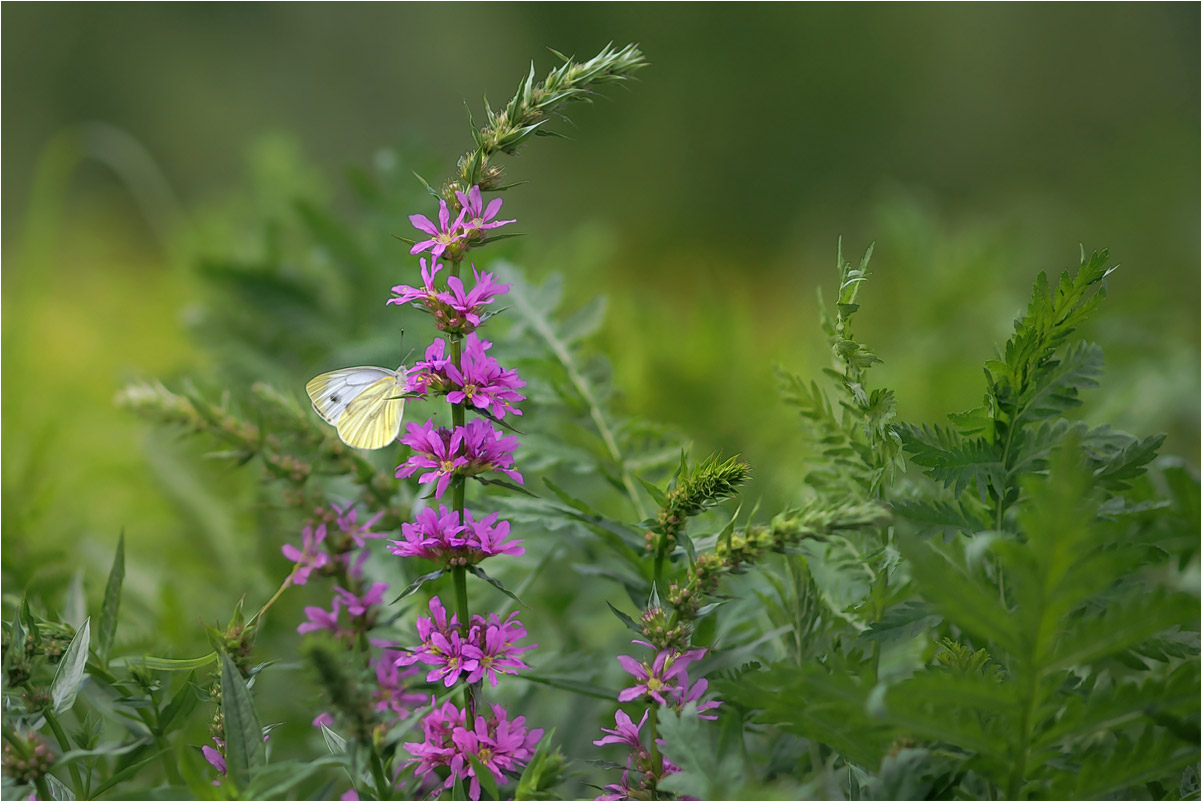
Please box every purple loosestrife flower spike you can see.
[410,200,467,259]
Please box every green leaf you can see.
[220,651,265,788]
[467,564,523,605]
[658,704,744,800]
[606,601,642,634]
[155,672,202,735]
[97,532,125,665]
[246,755,349,799]
[390,568,446,604]
[51,618,90,714]
[514,728,566,800]
[890,496,988,536]
[115,653,217,671]
[516,673,617,701]
[897,534,1023,656]
[473,475,538,497]
[467,752,500,800]
[320,724,347,754]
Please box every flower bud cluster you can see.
[2,734,55,785]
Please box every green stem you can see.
[43,710,83,794]
[648,705,661,800]
[34,775,52,802]
[371,746,391,801]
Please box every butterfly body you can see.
[306,366,406,449]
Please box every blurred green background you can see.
[3,3,1197,649]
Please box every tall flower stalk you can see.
[386,44,646,800]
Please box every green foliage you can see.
[780,239,904,499]
[716,247,1199,801]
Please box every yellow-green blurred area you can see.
[3,3,1198,636]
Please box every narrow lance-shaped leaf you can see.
[51,617,91,714]
[98,531,125,665]
[220,651,265,788]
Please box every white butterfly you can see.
[306,366,407,450]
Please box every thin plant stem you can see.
[43,710,82,794]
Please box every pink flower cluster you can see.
[407,334,526,418]
[617,641,720,718]
[389,262,511,335]
[395,418,523,499]
[406,185,515,260]
[282,502,387,585]
[388,505,525,565]
[396,598,535,688]
[403,700,542,801]
[593,709,683,800]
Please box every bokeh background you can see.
[3,0,1198,760]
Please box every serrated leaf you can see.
[98,532,125,665]
[51,618,91,714]
[658,704,743,800]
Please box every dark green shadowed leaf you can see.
[98,531,125,665]
[220,651,265,787]
[51,617,90,714]
[156,671,202,735]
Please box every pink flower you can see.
[409,200,466,259]
[395,419,523,499]
[281,522,330,585]
[388,257,445,306]
[455,185,515,237]
[444,334,526,418]
[617,643,707,705]
[404,702,541,801]
[334,582,389,617]
[396,420,468,499]
[438,266,510,330]
[593,708,649,749]
[331,502,387,549]
[461,611,536,686]
[397,600,535,688]
[298,597,347,637]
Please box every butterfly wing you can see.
[335,374,406,449]
[306,367,396,426]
